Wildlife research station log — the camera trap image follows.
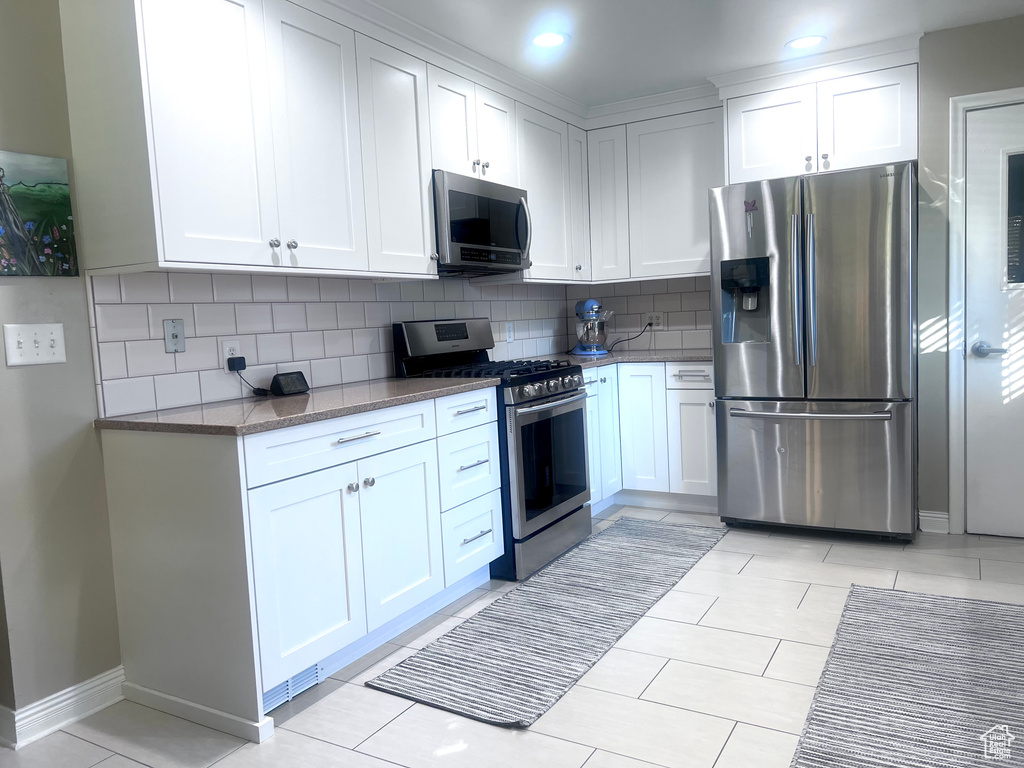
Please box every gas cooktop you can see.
[421,358,573,381]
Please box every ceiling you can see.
[367,0,1024,107]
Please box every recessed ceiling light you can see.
[533,32,569,48]
[786,35,826,50]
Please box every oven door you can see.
[507,390,590,539]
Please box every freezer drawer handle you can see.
[461,529,493,546]
[334,430,382,445]
[729,408,892,421]
[455,404,488,416]
[457,458,489,472]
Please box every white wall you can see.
[0,0,121,709]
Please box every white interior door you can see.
[965,101,1024,537]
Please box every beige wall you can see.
[0,0,120,709]
[0,568,13,710]
[916,16,1024,514]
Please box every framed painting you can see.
[0,150,77,276]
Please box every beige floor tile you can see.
[280,683,412,750]
[437,588,490,616]
[763,641,831,686]
[740,555,897,589]
[405,616,465,649]
[698,598,840,647]
[610,507,670,522]
[646,590,716,624]
[981,559,1024,585]
[895,571,1024,604]
[593,519,617,534]
[617,617,779,675]
[359,703,592,768]
[642,660,814,735]
[532,686,733,768]
[825,544,981,579]
[674,569,809,608]
[64,701,244,768]
[455,589,506,618]
[577,648,669,698]
[348,645,419,685]
[661,511,725,528]
[713,723,799,768]
[583,751,666,768]
[798,584,851,614]
[714,536,832,561]
[270,678,345,726]
[390,613,458,647]
[481,579,517,593]
[215,728,393,767]
[329,643,401,682]
[689,550,751,574]
[94,757,149,768]
[0,731,111,768]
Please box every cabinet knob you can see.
[472,159,481,171]
[286,239,299,250]
[575,265,582,271]
[804,156,812,162]
[821,153,829,160]
[269,238,281,248]
[600,377,607,383]
[430,253,440,261]
[481,161,490,174]
[363,477,375,488]
[709,401,716,409]
[347,482,359,493]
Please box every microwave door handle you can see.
[520,196,532,266]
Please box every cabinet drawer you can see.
[437,421,501,511]
[435,388,497,436]
[666,363,714,389]
[244,401,436,488]
[441,488,503,587]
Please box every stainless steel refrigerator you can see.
[710,162,916,538]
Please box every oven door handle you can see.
[514,391,587,416]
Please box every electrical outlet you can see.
[221,338,242,373]
[643,312,665,329]
[506,322,515,343]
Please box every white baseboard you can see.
[5,666,124,750]
[123,683,273,743]
[919,509,950,534]
[589,496,618,516]
[0,704,14,749]
[612,489,719,516]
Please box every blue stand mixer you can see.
[571,299,612,356]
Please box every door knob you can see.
[972,341,1008,357]
[363,477,375,487]
[347,483,359,493]
[286,239,299,250]
[269,238,281,248]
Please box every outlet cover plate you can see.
[505,322,514,343]
[643,312,665,329]
[3,323,67,366]
[221,338,242,373]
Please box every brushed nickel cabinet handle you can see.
[457,458,489,472]
[461,529,492,546]
[455,405,487,416]
[334,430,381,446]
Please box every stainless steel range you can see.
[394,318,591,580]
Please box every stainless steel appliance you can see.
[432,170,531,276]
[393,319,591,579]
[710,162,916,538]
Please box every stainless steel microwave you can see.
[432,170,531,275]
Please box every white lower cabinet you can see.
[618,363,670,492]
[598,369,623,499]
[359,440,444,630]
[585,376,602,503]
[249,462,367,690]
[437,421,501,512]
[667,388,718,496]
[441,488,503,587]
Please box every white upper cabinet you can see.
[587,126,630,282]
[816,66,918,172]
[727,84,818,183]
[567,125,591,280]
[727,65,918,183]
[264,0,367,271]
[355,35,435,276]
[516,103,574,282]
[627,109,725,277]
[475,87,519,185]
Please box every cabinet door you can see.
[249,462,366,690]
[667,388,718,496]
[585,380,602,503]
[356,36,435,275]
[598,368,623,498]
[140,0,279,267]
[358,441,443,630]
[587,126,631,282]
[427,66,478,178]
[727,84,817,183]
[476,86,518,185]
[568,125,592,280]
[265,1,368,271]
[516,103,573,281]
[816,65,918,172]
[618,363,669,492]
[627,110,725,278]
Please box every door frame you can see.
[948,87,1024,535]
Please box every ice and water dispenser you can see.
[720,257,770,343]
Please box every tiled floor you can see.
[6,504,1024,768]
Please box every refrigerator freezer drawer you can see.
[717,400,914,535]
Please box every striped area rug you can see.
[793,585,1024,767]
[366,517,725,726]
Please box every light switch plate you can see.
[163,319,185,353]
[506,322,514,343]
[3,323,67,366]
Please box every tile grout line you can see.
[710,721,739,768]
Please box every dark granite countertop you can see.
[543,348,713,369]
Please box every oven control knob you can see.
[547,379,559,393]
[520,385,533,398]
[573,374,583,386]
[562,375,573,388]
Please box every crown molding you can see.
[585,83,721,129]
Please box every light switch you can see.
[3,323,67,366]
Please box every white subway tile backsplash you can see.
[348,278,376,301]
[121,272,169,303]
[175,336,219,372]
[352,328,380,354]
[147,304,196,339]
[92,275,122,303]
[368,352,392,379]
[640,279,667,295]
[680,293,710,311]
[252,275,288,301]
[306,302,339,331]
[337,302,364,329]
[683,329,712,348]
[341,354,369,383]
[668,311,696,329]
[154,371,202,409]
[103,377,156,416]
[390,302,414,323]
[400,281,424,302]
[490,301,507,321]
[695,310,712,329]
[324,329,354,357]
[627,294,654,313]
[666,277,695,293]
[423,280,445,301]
[272,302,307,332]
[695,275,711,292]
[375,282,400,302]
[473,301,490,317]
[319,277,349,301]
[505,302,522,321]
[653,293,682,312]
[194,304,237,336]
[96,304,150,342]
[212,274,253,303]
[379,327,393,353]
[242,364,278,390]
[654,330,683,349]
[310,357,342,387]
[434,301,455,319]
[292,331,326,360]
[199,369,244,403]
[169,273,213,303]
[287,276,320,301]
[256,333,293,364]
[279,360,311,382]
[364,301,390,327]
[413,302,436,321]
[98,342,128,379]
[235,303,274,334]
[444,280,465,301]
[455,302,474,319]
[125,339,176,377]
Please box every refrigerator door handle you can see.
[791,213,802,366]
[729,408,892,421]
[806,213,818,366]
